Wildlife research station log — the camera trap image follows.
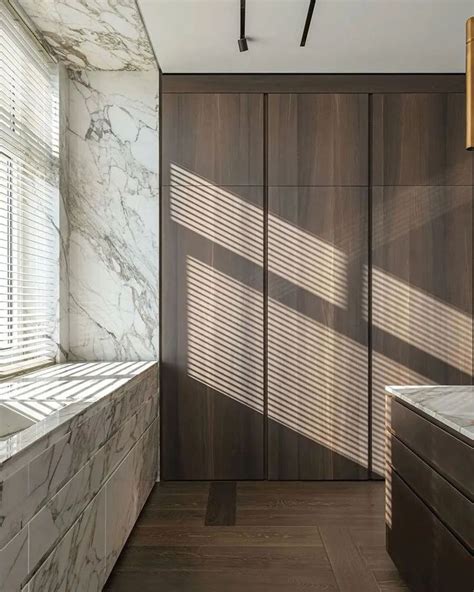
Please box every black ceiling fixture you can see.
[238,0,248,52]
[300,0,317,47]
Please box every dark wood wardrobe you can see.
[160,75,473,481]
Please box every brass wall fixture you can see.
[467,17,474,150]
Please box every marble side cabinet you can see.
[0,362,159,592]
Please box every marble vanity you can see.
[385,385,474,592]
[0,361,159,592]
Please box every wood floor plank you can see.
[105,569,339,591]
[205,482,236,526]
[106,481,407,592]
[111,545,331,571]
[320,527,381,592]
[137,508,206,526]
[156,481,211,494]
[127,525,324,547]
[237,509,384,529]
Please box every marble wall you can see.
[17,0,156,71]
[65,69,159,361]
[57,64,71,362]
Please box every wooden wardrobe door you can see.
[267,187,369,479]
[372,93,473,186]
[162,181,265,480]
[161,91,265,480]
[267,93,369,186]
[371,94,474,478]
[162,93,263,186]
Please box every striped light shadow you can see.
[370,266,473,376]
[0,377,102,401]
[268,213,348,308]
[170,164,263,265]
[186,257,263,414]
[170,164,348,307]
[0,377,128,404]
[11,361,153,381]
[372,186,473,251]
[371,351,433,528]
[371,352,433,478]
[0,399,65,425]
[268,299,368,467]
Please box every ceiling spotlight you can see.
[238,37,248,52]
[238,0,248,52]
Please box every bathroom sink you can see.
[0,404,36,439]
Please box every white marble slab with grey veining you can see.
[386,385,474,441]
[67,69,159,362]
[18,0,156,70]
[0,361,157,469]
[0,361,159,592]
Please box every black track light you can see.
[238,37,248,52]
[300,0,317,47]
[238,0,248,52]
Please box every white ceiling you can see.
[137,0,474,73]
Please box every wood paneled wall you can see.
[161,94,265,480]
[371,92,474,476]
[161,75,473,481]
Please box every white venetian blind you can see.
[0,2,59,377]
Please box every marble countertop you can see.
[0,361,157,467]
[386,385,474,442]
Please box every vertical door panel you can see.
[161,91,265,480]
[267,93,369,186]
[267,187,369,479]
[371,93,474,478]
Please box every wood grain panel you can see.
[390,399,474,499]
[162,93,263,186]
[390,435,473,550]
[161,185,265,480]
[162,74,465,94]
[388,471,474,592]
[372,93,474,186]
[267,187,369,479]
[267,94,369,186]
[371,185,473,477]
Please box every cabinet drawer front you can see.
[390,399,474,499]
[391,435,473,551]
[388,472,474,592]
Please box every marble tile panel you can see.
[67,70,159,362]
[105,418,158,577]
[28,447,106,571]
[0,527,28,592]
[28,392,157,571]
[0,466,29,550]
[28,489,106,592]
[27,407,107,527]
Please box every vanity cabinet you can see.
[387,396,474,592]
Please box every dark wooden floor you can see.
[104,481,408,592]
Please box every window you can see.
[0,2,59,377]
